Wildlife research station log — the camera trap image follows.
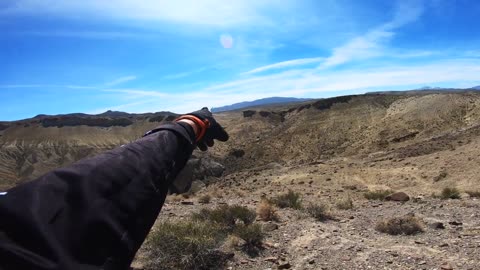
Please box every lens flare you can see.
[220,34,233,49]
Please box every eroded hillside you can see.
[1,92,480,269]
[2,92,480,193]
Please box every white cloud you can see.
[0,84,97,89]
[11,31,154,39]
[104,75,137,87]
[103,89,169,98]
[243,57,324,75]
[0,75,136,89]
[320,0,425,68]
[161,67,209,80]
[99,59,480,114]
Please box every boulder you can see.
[170,157,226,194]
[386,192,410,202]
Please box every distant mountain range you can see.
[471,85,480,90]
[211,97,312,113]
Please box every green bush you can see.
[145,221,230,270]
[375,215,424,235]
[192,205,256,230]
[364,190,393,200]
[306,203,333,221]
[441,187,461,199]
[272,190,302,209]
[232,223,264,256]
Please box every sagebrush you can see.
[192,205,256,230]
[440,187,461,199]
[306,203,333,221]
[272,190,302,209]
[336,196,354,210]
[145,221,229,270]
[375,215,424,235]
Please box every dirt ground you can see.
[135,158,480,270]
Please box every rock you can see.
[264,257,278,262]
[440,262,453,270]
[430,222,446,229]
[189,180,206,193]
[385,192,410,202]
[449,221,463,226]
[180,201,194,205]
[201,159,225,177]
[263,223,279,232]
[263,241,276,248]
[277,262,291,269]
[439,243,449,247]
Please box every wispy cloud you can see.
[320,0,424,68]
[103,89,169,98]
[10,31,154,39]
[242,57,324,75]
[161,67,209,80]
[0,84,97,89]
[0,75,136,89]
[99,59,480,114]
[104,75,137,86]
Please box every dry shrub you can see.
[364,189,394,200]
[192,205,256,230]
[225,235,243,250]
[466,190,480,198]
[272,190,302,209]
[375,215,424,235]
[306,203,333,221]
[145,221,230,270]
[232,224,264,256]
[440,187,461,199]
[198,194,211,204]
[336,196,354,210]
[256,199,279,221]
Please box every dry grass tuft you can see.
[364,189,394,200]
[440,187,461,199]
[232,224,264,256]
[375,215,424,235]
[336,196,354,210]
[192,205,256,230]
[256,199,279,221]
[272,190,302,209]
[306,203,334,221]
[145,220,229,270]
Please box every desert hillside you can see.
[1,92,480,269]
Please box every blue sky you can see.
[1,0,480,121]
